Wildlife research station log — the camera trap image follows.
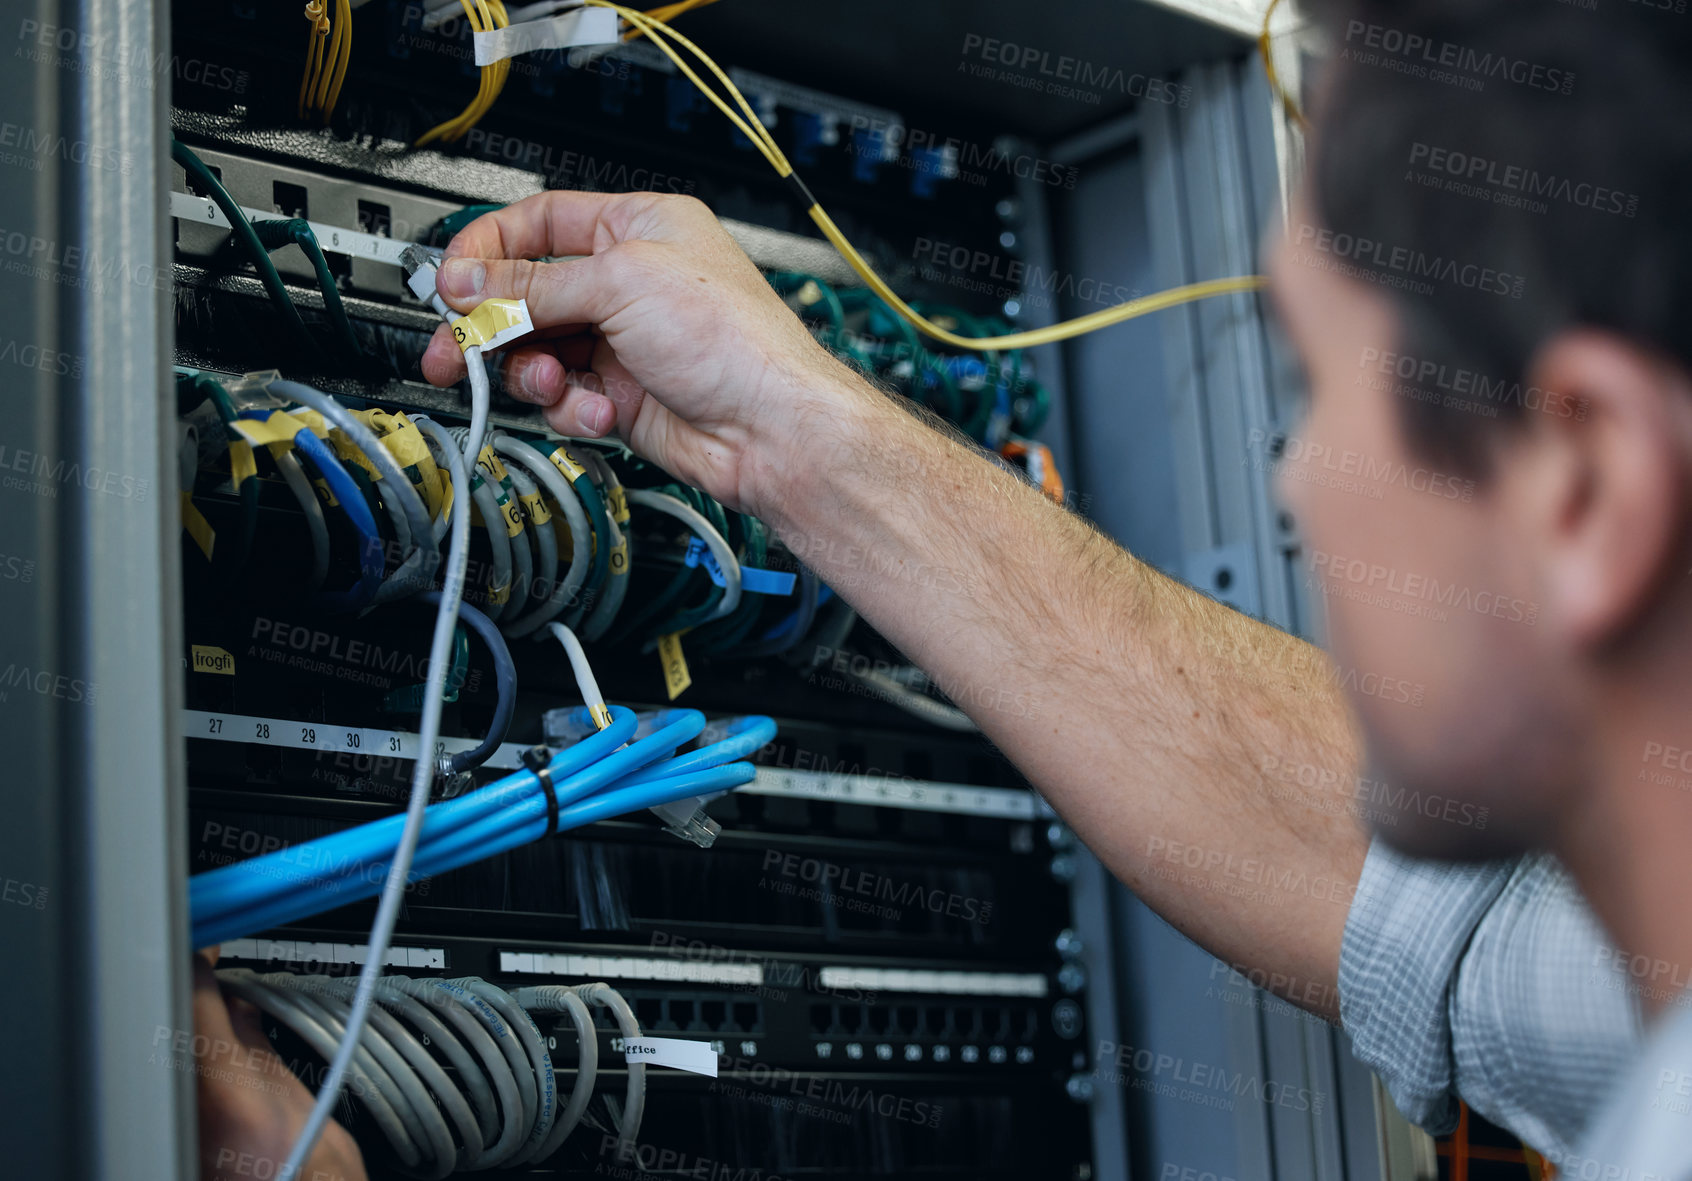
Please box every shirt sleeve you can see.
[1339,841,1640,1156]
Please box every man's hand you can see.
[422,188,1369,1022]
[192,951,366,1181]
[420,190,867,518]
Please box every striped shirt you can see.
[1339,842,1643,1157]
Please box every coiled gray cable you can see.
[217,971,423,1170]
[264,975,454,1179]
[287,975,476,1176]
[578,450,630,643]
[575,982,645,1159]
[510,985,600,1161]
[501,461,555,621]
[389,976,526,1168]
[272,381,439,604]
[491,435,591,638]
[453,978,557,1164]
[272,448,331,590]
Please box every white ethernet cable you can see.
[404,245,491,464]
[509,985,600,1162]
[575,982,645,1158]
[624,487,743,621]
[547,622,608,726]
[277,370,476,1180]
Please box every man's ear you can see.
[1506,331,1692,650]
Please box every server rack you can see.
[0,0,1432,1177]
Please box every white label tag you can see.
[621,1036,719,1077]
[473,8,620,66]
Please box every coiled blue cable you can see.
[190,708,640,923]
[189,708,771,947]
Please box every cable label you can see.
[519,490,551,526]
[620,1036,718,1077]
[232,411,311,448]
[328,431,384,482]
[604,483,629,524]
[472,6,619,66]
[180,491,216,560]
[547,446,587,483]
[608,541,628,576]
[498,494,524,538]
[228,440,258,490]
[476,444,509,484]
[191,645,236,676]
[452,298,534,352]
[657,632,691,701]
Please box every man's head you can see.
[1268,0,1692,858]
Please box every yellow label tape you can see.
[228,440,258,490]
[191,645,236,676]
[605,484,629,524]
[290,408,331,437]
[179,491,216,560]
[519,491,552,526]
[548,445,587,483]
[232,412,304,449]
[487,579,512,606]
[608,541,629,576]
[329,431,383,482]
[379,416,432,469]
[312,477,339,508]
[476,444,509,485]
[451,297,534,352]
[589,702,614,731]
[498,495,524,538]
[657,631,691,701]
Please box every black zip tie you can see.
[521,745,559,835]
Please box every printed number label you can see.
[207,717,223,734]
[255,722,269,738]
[301,727,317,744]
[346,732,360,748]
[389,736,402,752]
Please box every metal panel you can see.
[1047,42,1403,1180]
[0,0,191,1175]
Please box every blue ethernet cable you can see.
[191,756,757,947]
[275,420,384,610]
[189,708,640,924]
[189,708,772,947]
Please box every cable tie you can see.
[522,745,560,835]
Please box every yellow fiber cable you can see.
[418,0,490,144]
[585,0,1269,351]
[310,0,346,115]
[1259,0,1308,130]
[416,0,509,145]
[324,0,355,120]
[299,0,330,119]
[623,0,719,41]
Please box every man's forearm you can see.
[753,372,1369,1020]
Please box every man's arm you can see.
[420,191,1368,1020]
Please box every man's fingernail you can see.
[440,259,485,299]
[582,399,613,435]
[522,357,558,398]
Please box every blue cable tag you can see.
[684,538,796,595]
